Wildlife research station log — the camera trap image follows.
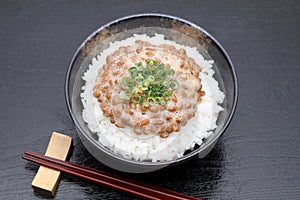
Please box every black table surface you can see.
[1,1,299,199]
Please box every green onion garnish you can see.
[120,60,178,106]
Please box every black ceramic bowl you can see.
[65,14,238,173]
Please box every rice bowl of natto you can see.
[81,34,224,162]
[65,14,238,173]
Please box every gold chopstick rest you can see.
[31,132,72,196]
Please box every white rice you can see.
[81,34,225,162]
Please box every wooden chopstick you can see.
[22,151,200,200]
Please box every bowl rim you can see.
[65,13,238,167]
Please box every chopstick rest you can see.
[31,132,72,196]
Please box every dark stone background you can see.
[0,1,299,199]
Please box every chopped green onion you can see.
[148,60,157,66]
[127,80,134,87]
[149,60,154,65]
[147,75,155,82]
[142,80,150,87]
[170,80,179,89]
[143,101,150,107]
[147,97,156,104]
[119,60,179,106]
[124,95,130,101]
[129,66,137,73]
[162,80,168,86]
[169,69,175,76]
[160,99,166,105]
[163,96,170,101]
[134,74,144,84]
[131,94,142,104]
[132,87,139,94]
[155,97,162,103]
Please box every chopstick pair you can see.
[22,151,200,200]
